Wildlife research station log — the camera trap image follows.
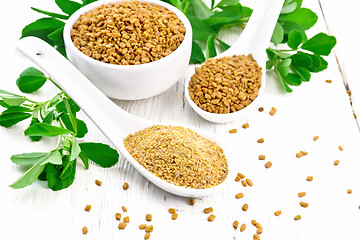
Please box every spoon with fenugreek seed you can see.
[16,37,234,198]
[185,0,285,123]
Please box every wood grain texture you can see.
[1,0,360,239]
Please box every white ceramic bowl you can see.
[63,0,192,100]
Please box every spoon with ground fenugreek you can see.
[16,36,233,198]
[185,0,285,123]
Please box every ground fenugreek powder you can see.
[124,125,228,189]
[71,0,186,65]
[188,54,262,114]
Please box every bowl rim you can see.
[63,0,192,70]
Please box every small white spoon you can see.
[16,36,234,197]
[185,0,285,123]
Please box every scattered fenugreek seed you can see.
[313,136,319,141]
[122,206,127,212]
[325,79,332,83]
[123,216,130,223]
[274,210,282,216]
[300,201,309,208]
[235,193,244,199]
[242,123,249,129]
[235,175,241,182]
[84,205,91,212]
[298,192,306,197]
[306,176,313,181]
[144,232,151,240]
[124,125,228,189]
[258,155,265,160]
[242,204,248,211]
[251,220,257,226]
[348,189,353,194]
[204,207,213,214]
[339,145,344,151]
[145,225,153,233]
[229,129,237,134]
[296,151,308,158]
[294,215,301,221]
[269,107,277,116]
[168,208,176,214]
[95,179,102,186]
[189,198,195,206]
[334,160,340,166]
[207,214,215,222]
[265,161,272,169]
[145,214,152,222]
[233,220,239,229]
[256,227,263,234]
[238,173,245,179]
[123,182,129,190]
[241,179,247,187]
[240,223,246,232]
[115,213,122,220]
[246,178,253,186]
[258,107,264,112]
[118,222,127,230]
[253,234,260,240]
[139,224,146,230]
[171,213,178,220]
[257,138,264,143]
[82,226,88,235]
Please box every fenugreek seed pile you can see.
[124,125,228,189]
[71,0,186,65]
[188,54,262,114]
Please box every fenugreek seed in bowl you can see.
[185,54,264,123]
[63,0,192,100]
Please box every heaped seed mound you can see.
[124,125,228,189]
[71,0,186,65]
[188,54,262,114]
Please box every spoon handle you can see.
[16,37,142,145]
[221,0,285,60]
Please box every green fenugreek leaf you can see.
[31,7,69,20]
[16,67,47,93]
[301,33,336,56]
[0,112,32,128]
[27,117,42,141]
[21,18,65,46]
[190,41,205,64]
[79,142,119,168]
[79,151,90,169]
[205,35,216,59]
[287,29,303,49]
[11,152,49,166]
[278,8,318,30]
[70,139,81,161]
[42,151,63,165]
[10,154,50,189]
[24,123,72,137]
[55,0,82,15]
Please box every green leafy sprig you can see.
[1,67,119,191]
[266,0,337,92]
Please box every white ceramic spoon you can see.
[16,36,235,198]
[185,0,285,123]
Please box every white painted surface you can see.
[1,0,360,239]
